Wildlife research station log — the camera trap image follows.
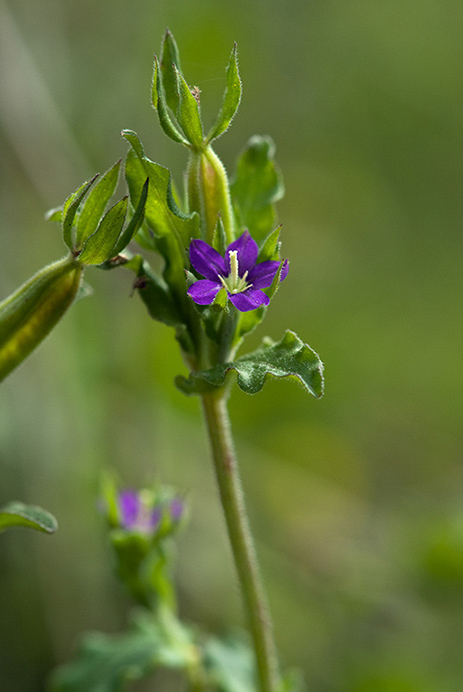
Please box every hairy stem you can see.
[201,390,280,692]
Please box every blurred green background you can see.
[1,0,463,689]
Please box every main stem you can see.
[201,390,280,692]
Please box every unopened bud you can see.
[0,257,83,381]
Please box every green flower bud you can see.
[0,256,83,381]
[187,146,235,245]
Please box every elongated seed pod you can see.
[0,256,83,382]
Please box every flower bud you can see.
[187,146,235,245]
[0,256,83,381]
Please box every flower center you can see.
[219,250,252,294]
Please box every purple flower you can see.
[170,497,184,522]
[187,231,289,312]
[118,490,161,534]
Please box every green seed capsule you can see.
[0,256,83,382]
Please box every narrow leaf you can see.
[206,44,242,144]
[111,178,148,256]
[258,225,282,262]
[175,66,203,147]
[0,502,57,534]
[230,136,284,242]
[76,160,121,248]
[62,175,99,250]
[212,215,227,256]
[266,260,286,299]
[176,330,324,398]
[151,57,189,146]
[160,28,182,113]
[78,198,128,265]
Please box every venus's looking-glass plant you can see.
[0,29,324,692]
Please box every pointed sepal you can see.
[160,28,182,113]
[151,56,190,146]
[78,197,128,265]
[76,160,121,248]
[61,175,99,250]
[205,44,242,144]
[175,66,204,148]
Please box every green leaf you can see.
[176,330,324,397]
[203,636,256,692]
[258,225,282,262]
[0,502,57,534]
[76,160,121,248]
[62,175,99,251]
[111,178,148,257]
[212,287,228,311]
[175,65,203,148]
[266,260,286,299]
[44,207,63,223]
[125,256,183,328]
[78,198,128,265]
[206,44,242,144]
[151,56,189,146]
[230,135,285,242]
[123,131,200,304]
[160,28,182,113]
[48,611,195,692]
[123,130,198,248]
[212,215,227,256]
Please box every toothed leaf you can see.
[176,330,324,397]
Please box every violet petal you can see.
[118,490,140,529]
[170,498,184,521]
[247,260,281,289]
[190,239,226,280]
[188,279,221,305]
[225,232,258,276]
[229,288,270,311]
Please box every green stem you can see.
[201,390,280,692]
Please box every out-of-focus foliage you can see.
[0,502,57,534]
[1,0,462,690]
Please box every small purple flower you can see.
[187,231,289,312]
[118,490,161,534]
[170,497,184,522]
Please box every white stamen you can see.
[220,250,252,294]
[229,250,239,286]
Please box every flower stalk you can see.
[201,388,280,692]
